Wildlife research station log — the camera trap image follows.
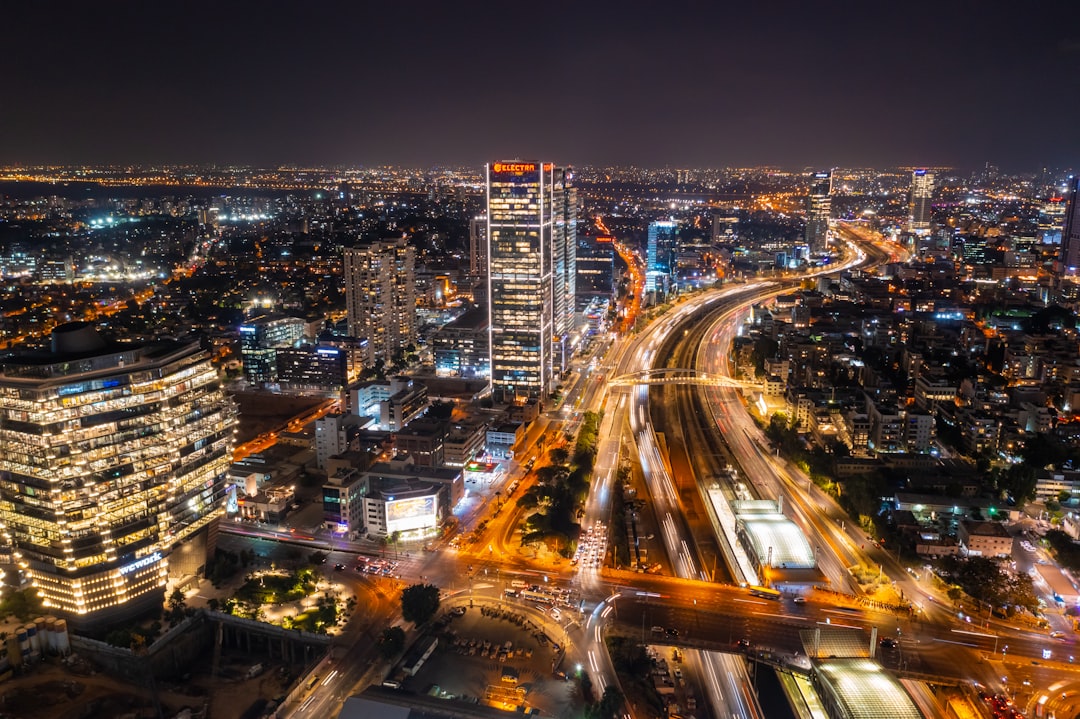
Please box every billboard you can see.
[386,495,438,533]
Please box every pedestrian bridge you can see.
[607,368,759,389]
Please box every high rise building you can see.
[485,161,577,404]
[805,171,832,251]
[238,315,306,384]
[551,173,578,373]
[646,220,678,294]
[711,211,738,243]
[908,169,935,233]
[343,237,417,366]
[469,215,488,280]
[1040,196,1068,246]
[0,323,235,626]
[1061,176,1080,276]
[575,235,615,309]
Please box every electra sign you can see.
[118,551,163,576]
[492,162,537,174]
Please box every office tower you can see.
[805,171,832,251]
[551,172,577,373]
[343,236,417,366]
[1061,176,1080,276]
[469,215,488,280]
[575,235,615,309]
[433,306,489,379]
[1039,196,1067,246]
[711,211,738,243]
[485,161,576,404]
[0,323,235,626]
[238,315,306,384]
[275,345,349,391]
[646,220,677,294]
[909,169,935,233]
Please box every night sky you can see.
[3,1,1079,171]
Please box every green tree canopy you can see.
[400,583,441,625]
[378,626,406,659]
[548,446,570,467]
[587,686,625,719]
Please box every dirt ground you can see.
[232,391,325,445]
[0,659,198,719]
[0,648,303,719]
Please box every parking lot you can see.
[398,604,580,717]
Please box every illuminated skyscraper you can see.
[469,215,487,280]
[1060,176,1080,276]
[908,169,935,233]
[805,171,832,251]
[485,161,576,403]
[1038,196,1067,246]
[646,220,678,294]
[0,323,235,626]
[343,237,417,366]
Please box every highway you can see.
[225,221,1080,719]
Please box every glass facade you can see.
[646,220,677,293]
[238,315,306,383]
[909,169,934,232]
[0,333,235,621]
[805,171,832,251]
[486,162,576,403]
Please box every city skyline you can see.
[2,1,1079,171]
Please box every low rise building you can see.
[322,467,368,539]
[958,520,1013,557]
[394,419,448,468]
[359,458,463,539]
[444,419,488,468]
[487,422,524,460]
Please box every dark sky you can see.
[3,1,1079,171]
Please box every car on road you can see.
[736,638,751,649]
[879,637,897,648]
[665,628,679,637]
[333,563,345,571]
[792,596,806,604]
[1051,631,1066,638]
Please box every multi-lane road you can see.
[224,222,1080,719]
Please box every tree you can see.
[549,446,570,467]
[579,671,594,704]
[378,626,406,659]
[166,588,188,625]
[427,400,455,420]
[400,583,441,625]
[587,686,625,719]
[0,588,43,622]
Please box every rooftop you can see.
[814,658,923,719]
[739,513,817,569]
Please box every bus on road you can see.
[747,585,781,600]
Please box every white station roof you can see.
[739,512,817,569]
[815,659,924,719]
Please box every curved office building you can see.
[0,323,235,627]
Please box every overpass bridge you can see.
[608,367,761,390]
